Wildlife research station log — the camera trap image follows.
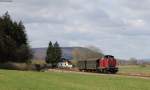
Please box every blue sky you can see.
[0,0,150,59]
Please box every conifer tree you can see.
[46,41,53,64]
[45,41,62,68]
[54,42,62,63]
[0,12,32,63]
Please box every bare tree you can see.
[86,45,102,53]
[72,46,104,61]
[129,57,138,65]
[72,47,83,60]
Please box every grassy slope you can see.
[0,70,149,90]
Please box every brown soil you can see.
[46,68,150,79]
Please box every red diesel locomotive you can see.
[78,55,118,73]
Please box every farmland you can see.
[118,65,150,77]
[0,69,149,90]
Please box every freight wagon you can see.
[78,55,118,74]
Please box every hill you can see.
[32,47,75,60]
[32,47,98,60]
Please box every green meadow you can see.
[119,65,150,75]
[0,69,149,90]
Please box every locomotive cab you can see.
[99,55,118,73]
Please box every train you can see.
[77,55,118,74]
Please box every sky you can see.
[0,0,150,59]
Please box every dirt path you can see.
[117,73,150,79]
[47,69,150,80]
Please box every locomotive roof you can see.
[104,55,114,58]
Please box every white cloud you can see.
[126,19,145,28]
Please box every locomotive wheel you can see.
[96,69,100,73]
[101,69,108,74]
[110,71,117,74]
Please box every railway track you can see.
[47,69,150,79]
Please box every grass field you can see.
[118,65,150,75]
[0,69,149,90]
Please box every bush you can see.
[139,64,146,67]
[0,62,37,71]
